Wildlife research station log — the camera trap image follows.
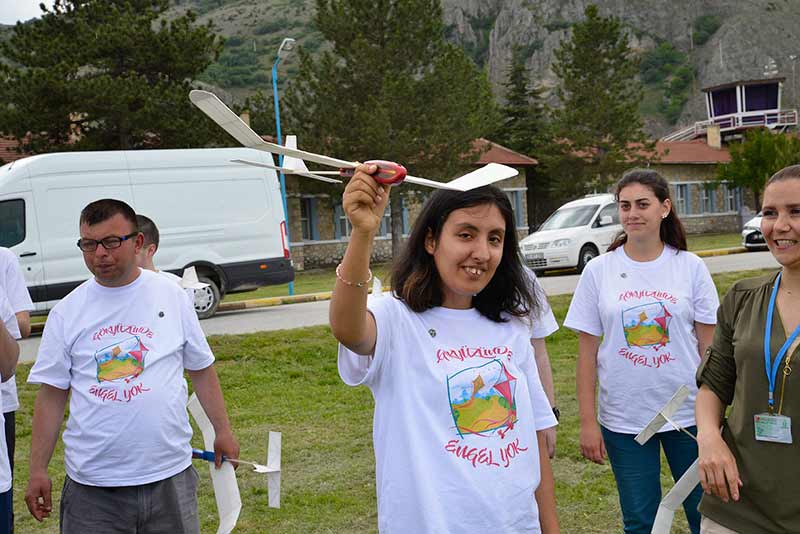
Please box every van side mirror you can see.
[598,215,613,227]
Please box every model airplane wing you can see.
[190,90,357,169]
[230,159,343,183]
[635,385,691,445]
[188,393,241,534]
[181,266,210,290]
[651,459,700,534]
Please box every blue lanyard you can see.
[764,272,800,410]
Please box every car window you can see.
[595,203,620,226]
[0,199,25,248]
[539,205,599,231]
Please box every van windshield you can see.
[539,205,599,231]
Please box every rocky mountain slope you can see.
[6,1,800,137]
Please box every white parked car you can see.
[519,193,622,274]
[741,212,767,250]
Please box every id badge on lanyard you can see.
[759,272,800,444]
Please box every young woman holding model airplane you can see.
[329,163,559,534]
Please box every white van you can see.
[519,193,622,274]
[0,147,293,318]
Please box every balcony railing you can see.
[662,109,799,141]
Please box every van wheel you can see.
[577,245,599,273]
[194,276,220,319]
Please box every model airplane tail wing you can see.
[190,90,357,169]
[443,163,518,191]
[635,385,691,445]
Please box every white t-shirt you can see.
[0,247,33,413]
[525,268,558,340]
[339,295,557,534]
[564,245,718,434]
[27,269,215,486]
[0,291,21,492]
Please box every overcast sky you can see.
[0,1,56,25]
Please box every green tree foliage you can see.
[0,0,224,153]
[285,0,499,255]
[496,45,548,157]
[549,4,653,195]
[716,128,800,208]
[692,15,721,46]
[639,42,694,124]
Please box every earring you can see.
[662,213,668,219]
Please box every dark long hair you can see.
[607,168,687,252]
[391,185,536,323]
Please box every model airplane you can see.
[188,394,282,534]
[189,89,519,191]
[635,385,700,534]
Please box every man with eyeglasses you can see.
[24,199,238,533]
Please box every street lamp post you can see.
[272,37,296,295]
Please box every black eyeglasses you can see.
[77,232,138,252]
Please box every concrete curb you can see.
[694,246,748,258]
[29,248,747,335]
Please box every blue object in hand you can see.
[192,448,216,463]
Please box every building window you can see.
[334,199,408,239]
[299,197,319,240]
[701,185,716,214]
[674,184,690,215]
[720,183,742,212]
[504,190,526,228]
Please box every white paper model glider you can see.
[181,266,210,290]
[189,89,519,191]
[635,385,692,445]
[635,385,700,534]
[188,393,241,534]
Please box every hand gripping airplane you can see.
[189,89,519,191]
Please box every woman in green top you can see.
[696,164,800,534]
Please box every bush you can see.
[693,15,721,46]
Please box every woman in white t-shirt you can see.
[331,164,559,534]
[564,169,718,534]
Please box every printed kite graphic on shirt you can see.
[94,335,149,383]
[447,360,518,438]
[622,301,672,350]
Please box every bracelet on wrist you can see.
[335,263,373,288]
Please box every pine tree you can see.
[497,46,548,157]
[550,4,653,193]
[0,0,224,153]
[284,0,499,256]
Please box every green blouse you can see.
[697,271,800,534]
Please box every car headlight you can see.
[551,238,572,248]
[743,225,759,232]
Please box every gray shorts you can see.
[60,466,200,534]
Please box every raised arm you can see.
[576,331,605,464]
[329,164,390,355]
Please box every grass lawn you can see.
[225,233,744,302]
[12,268,777,533]
[685,232,742,252]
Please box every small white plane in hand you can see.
[189,90,519,191]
